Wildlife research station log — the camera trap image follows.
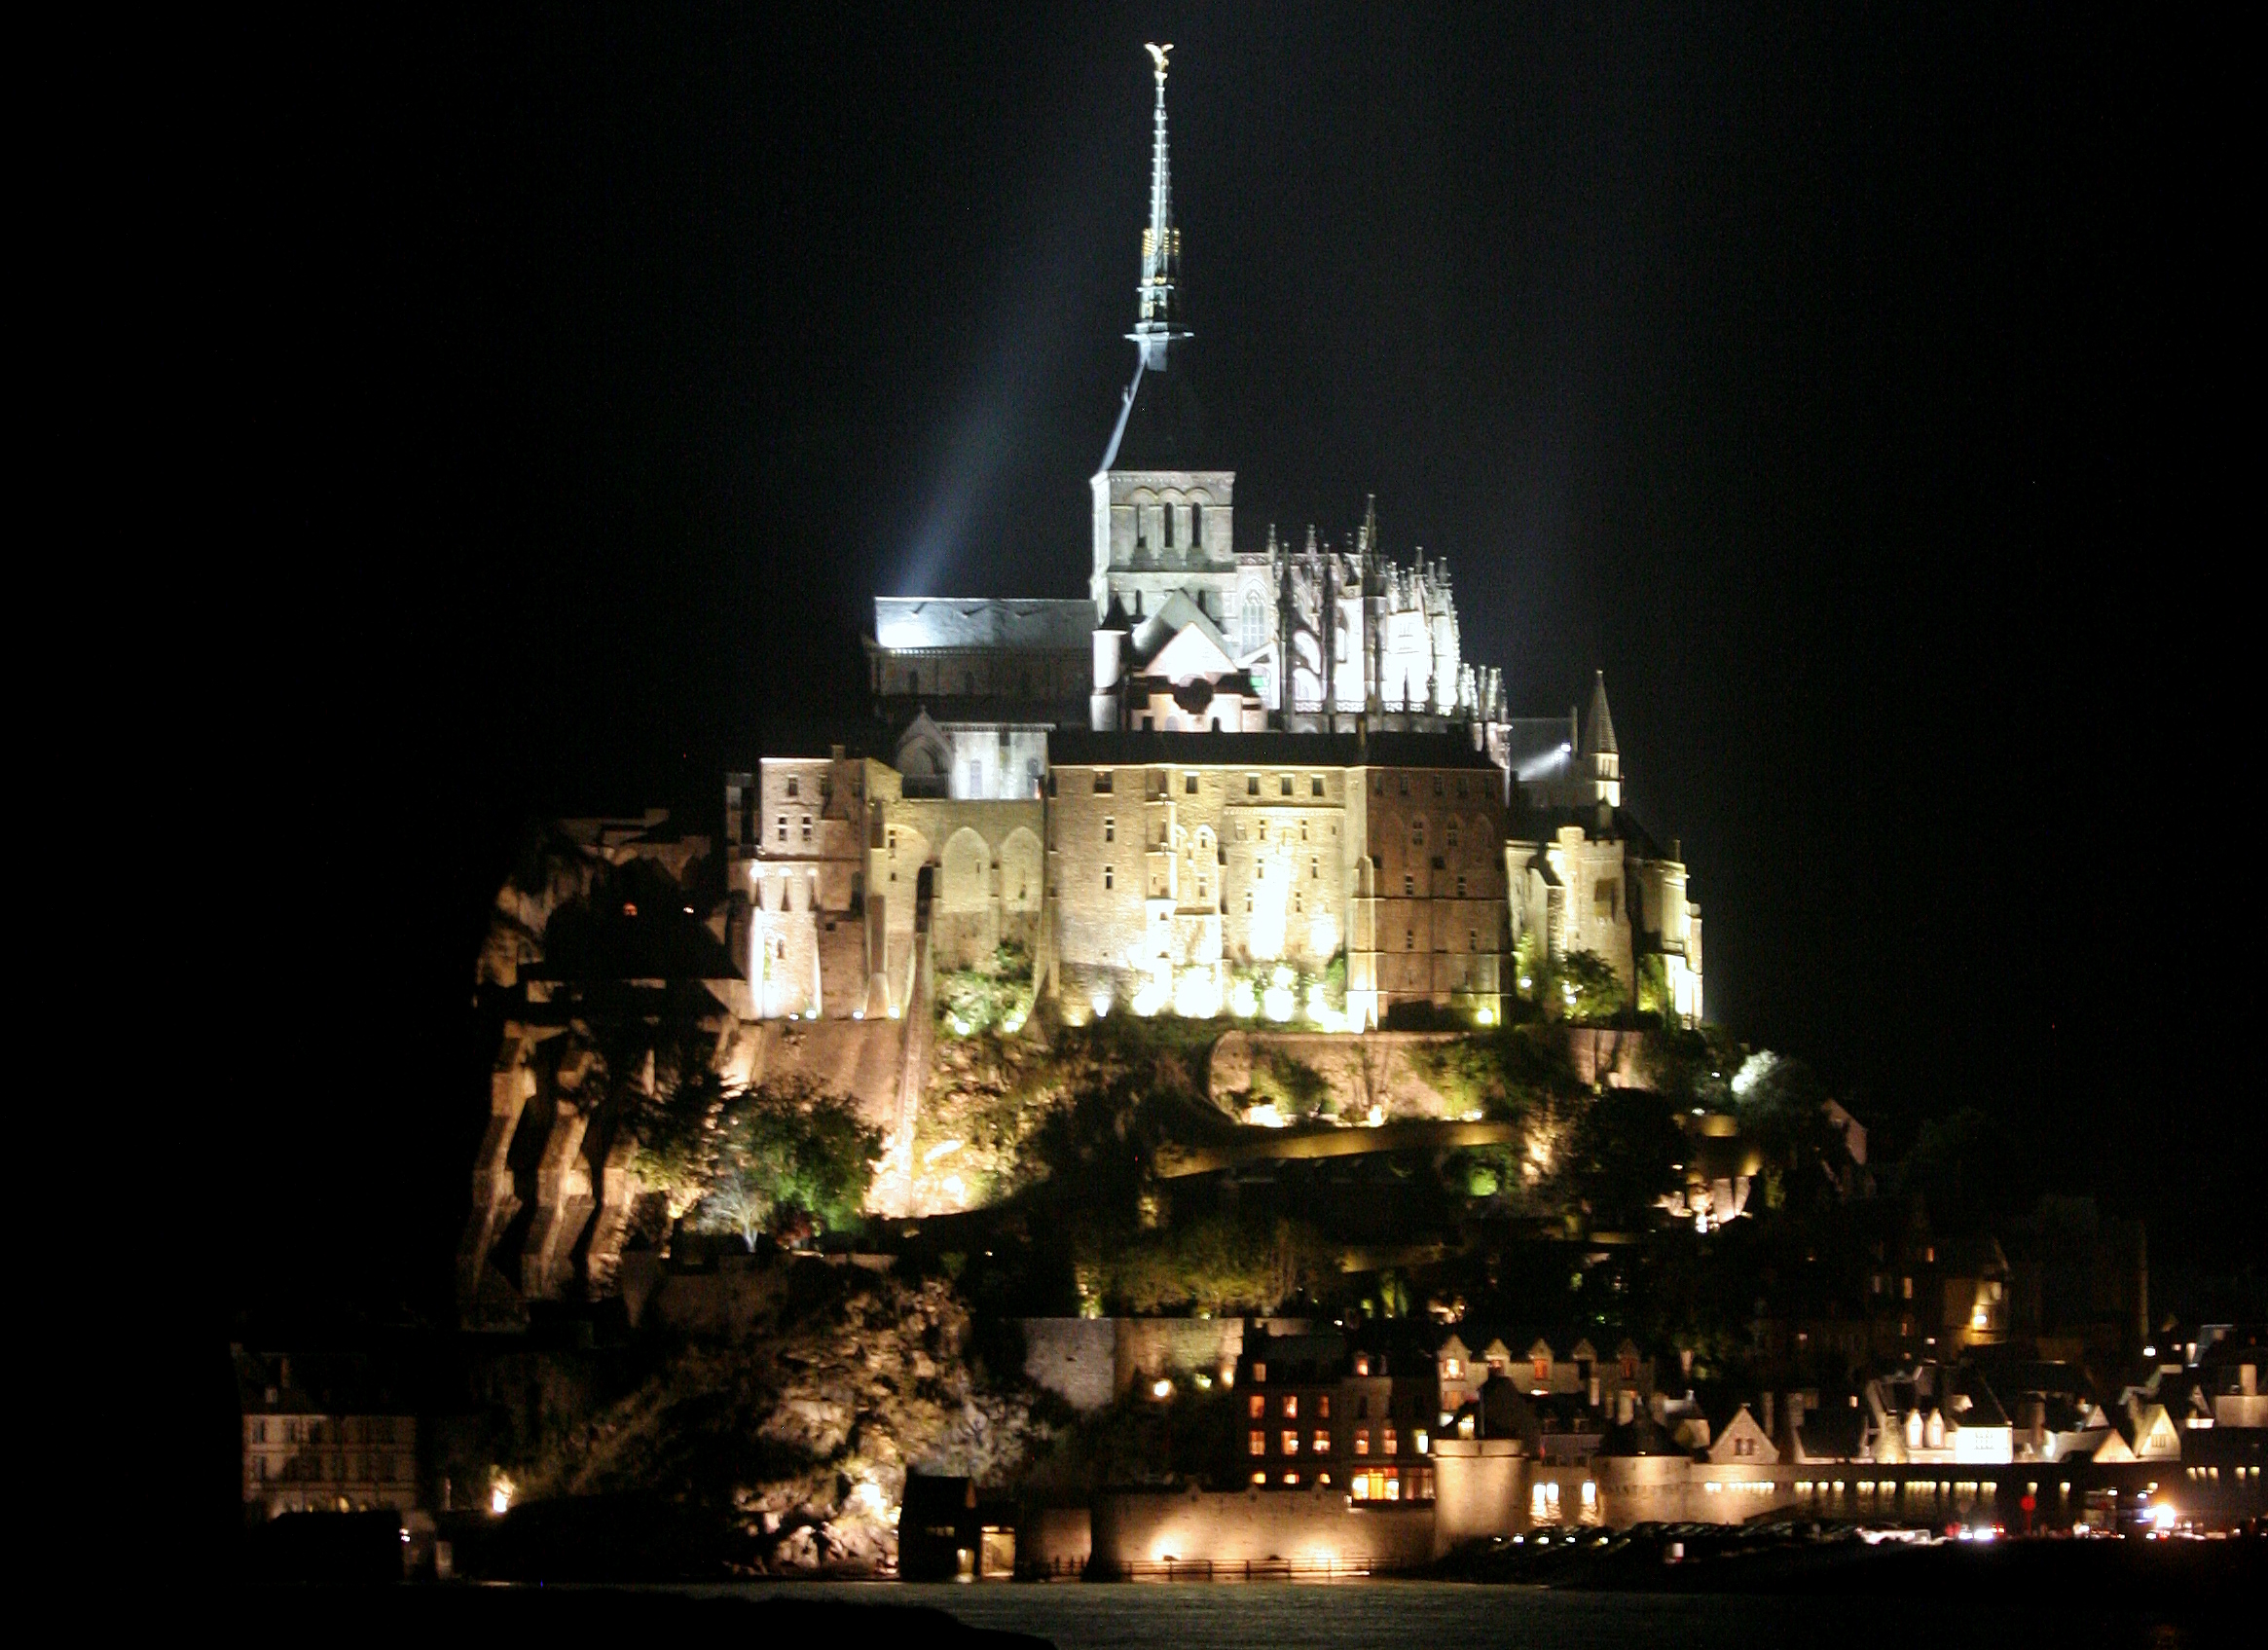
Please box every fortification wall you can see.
[1430,1438,1522,1554]
[1017,1317,1315,1411]
[1091,1483,1435,1573]
[1020,1319,1117,1412]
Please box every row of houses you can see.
[1008,1318,2268,1576]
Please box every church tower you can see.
[1091,45,1237,633]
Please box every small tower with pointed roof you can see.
[1579,670,1623,809]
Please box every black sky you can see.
[194,6,2249,1316]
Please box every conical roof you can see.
[1583,671,1619,756]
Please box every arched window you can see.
[1241,591,1266,655]
[1191,502,1204,549]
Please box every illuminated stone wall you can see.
[1090,1482,1436,1573]
[1046,756,1355,1019]
[1349,761,1507,1025]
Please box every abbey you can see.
[740,50,1703,1034]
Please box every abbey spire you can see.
[1129,44,1189,369]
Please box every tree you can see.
[1555,950,1627,1023]
[671,1075,882,1247]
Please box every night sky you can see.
[195,8,2245,1318]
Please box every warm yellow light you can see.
[1152,1378,1174,1400]
[490,1477,514,1516]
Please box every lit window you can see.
[1318,1394,1331,1419]
[1355,1430,1371,1456]
[1354,1355,1370,1377]
[1282,1395,1299,1418]
[1313,1430,1332,1453]
[1252,1363,1267,1383]
[1383,1427,1398,1455]
[1282,1431,1299,1455]
[1250,1394,1265,1418]
[1249,1430,1265,1456]
[1444,1358,1462,1379]
[1282,1472,1299,1485]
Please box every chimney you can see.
[1761,1392,1775,1438]
[1590,1374,1602,1410]
[1787,1392,1806,1437]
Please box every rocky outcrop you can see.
[516,1270,1051,1573]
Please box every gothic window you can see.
[1240,591,1265,653]
[1163,502,1175,549]
[1191,502,1204,547]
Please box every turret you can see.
[1580,670,1623,809]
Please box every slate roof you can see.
[872,598,1097,651]
[1048,728,1500,770]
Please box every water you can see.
[716,1580,2173,1649]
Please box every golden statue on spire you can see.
[1145,42,1173,81]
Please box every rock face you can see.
[515,1268,1051,1573]
[458,814,745,1326]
